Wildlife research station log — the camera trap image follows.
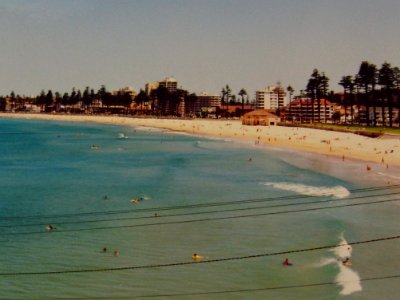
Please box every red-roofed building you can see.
[242,109,280,126]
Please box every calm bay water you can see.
[0,118,399,299]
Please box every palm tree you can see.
[225,84,231,115]
[220,87,226,119]
[299,90,305,123]
[286,85,294,122]
[339,75,354,124]
[320,73,329,123]
[393,67,400,126]
[220,84,231,118]
[306,69,330,123]
[357,61,377,126]
[306,69,319,123]
[135,89,150,114]
[54,92,62,112]
[378,62,395,127]
[238,88,247,117]
[82,86,92,111]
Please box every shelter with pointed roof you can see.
[241,109,280,126]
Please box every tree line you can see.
[1,60,399,126]
[301,61,400,127]
[0,84,250,118]
[0,85,199,116]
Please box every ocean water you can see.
[0,118,399,299]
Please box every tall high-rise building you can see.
[255,85,287,111]
[158,77,178,93]
[145,77,178,95]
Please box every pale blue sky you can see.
[1,0,399,97]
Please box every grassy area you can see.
[280,123,400,137]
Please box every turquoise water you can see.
[0,118,399,299]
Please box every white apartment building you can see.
[145,77,178,95]
[159,77,178,93]
[255,86,287,111]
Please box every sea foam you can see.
[332,235,353,259]
[317,234,361,296]
[336,264,362,295]
[263,182,350,199]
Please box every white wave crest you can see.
[263,182,350,199]
[377,172,400,180]
[332,235,352,259]
[315,257,338,267]
[315,234,361,295]
[336,264,362,295]
[328,234,361,295]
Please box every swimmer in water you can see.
[192,253,204,260]
[130,197,144,204]
[282,258,292,266]
[342,257,352,266]
[46,224,55,231]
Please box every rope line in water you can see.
[1,184,398,221]
[1,197,399,236]
[1,190,399,229]
[49,274,400,299]
[0,235,398,276]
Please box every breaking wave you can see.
[332,235,353,259]
[377,172,400,180]
[263,182,350,199]
[317,234,361,296]
[336,264,362,295]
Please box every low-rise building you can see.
[242,109,280,126]
[286,98,334,123]
[195,93,221,113]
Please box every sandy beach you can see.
[1,113,400,179]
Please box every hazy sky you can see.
[1,0,399,97]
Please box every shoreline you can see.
[1,112,400,185]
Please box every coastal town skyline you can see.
[1,0,400,96]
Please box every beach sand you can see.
[2,113,400,184]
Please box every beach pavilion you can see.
[241,109,281,126]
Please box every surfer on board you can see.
[192,253,204,261]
